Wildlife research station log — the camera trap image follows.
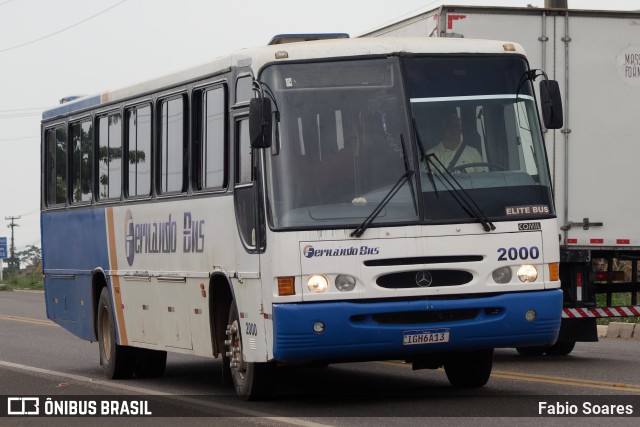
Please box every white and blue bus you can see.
[41,35,564,399]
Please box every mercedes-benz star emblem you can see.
[415,270,433,287]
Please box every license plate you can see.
[403,328,450,345]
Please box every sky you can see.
[0,0,638,255]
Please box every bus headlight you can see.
[517,265,538,283]
[307,275,329,293]
[492,267,512,284]
[335,275,356,292]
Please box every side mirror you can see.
[249,98,272,148]
[539,80,563,129]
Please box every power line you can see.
[0,135,38,142]
[17,209,40,217]
[0,135,39,145]
[0,112,42,119]
[0,107,47,113]
[0,0,129,54]
[0,107,46,120]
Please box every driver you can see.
[427,113,484,173]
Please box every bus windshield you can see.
[262,55,554,230]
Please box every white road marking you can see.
[0,360,333,427]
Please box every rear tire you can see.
[516,346,547,356]
[516,341,576,357]
[97,287,135,379]
[444,349,493,388]
[225,302,275,400]
[544,340,576,356]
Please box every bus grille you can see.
[376,270,473,289]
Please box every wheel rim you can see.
[100,305,111,363]
[226,318,247,381]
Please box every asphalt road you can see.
[1,290,640,426]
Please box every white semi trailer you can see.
[364,5,640,355]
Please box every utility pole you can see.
[5,216,20,271]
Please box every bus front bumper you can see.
[272,289,562,362]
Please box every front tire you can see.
[225,302,275,400]
[97,287,135,379]
[444,349,493,388]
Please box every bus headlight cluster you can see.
[492,267,512,284]
[517,265,538,283]
[335,275,356,292]
[307,275,329,293]
[306,275,357,293]
[492,265,539,283]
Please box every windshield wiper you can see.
[351,135,415,238]
[424,154,496,232]
[412,119,438,197]
[350,170,414,238]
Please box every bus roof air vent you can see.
[268,33,349,45]
[59,95,85,104]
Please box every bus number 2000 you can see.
[497,246,540,261]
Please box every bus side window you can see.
[126,105,152,198]
[70,120,93,204]
[235,118,257,248]
[236,75,253,104]
[159,96,186,194]
[237,119,252,184]
[195,86,227,190]
[97,114,122,200]
[45,126,68,206]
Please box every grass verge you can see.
[0,272,44,291]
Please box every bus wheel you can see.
[97,287,135,379]
[444,349,493,388]
[225,302,275,400]
[134,348,167,378]
[515,346,547,356]
[544,340,576,356]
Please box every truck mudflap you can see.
[557,317,598,342]
[272,290,562,362]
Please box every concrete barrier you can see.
[605,322,636,339]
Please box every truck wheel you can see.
[444,349,493,388]
[225,301,275,400]
[515,346,547,356]
[544,340,576,356]
[97,287,135,379]
[134,348,167,378]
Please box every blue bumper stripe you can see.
[273,290,562,362]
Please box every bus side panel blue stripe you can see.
[42,208,110,270]
[42,208,111,340]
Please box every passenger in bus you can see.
[427,113,484,173]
